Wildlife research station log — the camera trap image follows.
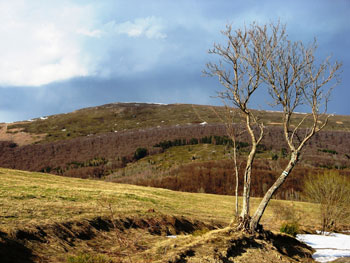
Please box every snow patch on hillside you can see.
[297,232,350,262]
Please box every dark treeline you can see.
[111,159,350,201]
[153,135,249,150]
[0,123,350,198]
[0,124,234,178]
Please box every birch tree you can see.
[204,23,276,230]
[249,25,341,232]
[195,104,243,216]
[215,106,243,216]
[205,21,341,232]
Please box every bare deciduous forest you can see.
[1,121,350,200]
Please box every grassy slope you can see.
[0,168,323,262]
[0,168,319,232]
[6,102,350,143]
[0,167,233,231]
[7,103,220,142]
[109,144,233,180]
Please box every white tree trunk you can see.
[239,113,261,227]
[233,145,239,216]
[239,145,256,222]
[240,163,252,218]
[249,152,299,231]
[235,163,239,215]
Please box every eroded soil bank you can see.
[0,214,315,263]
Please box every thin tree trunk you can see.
[239,146,256,224]
[249,152,299,231]
[234,162,239,216]
[239,113,260,227]
[240,161,252,218]
[233,141,239,216]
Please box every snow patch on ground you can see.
[150,102,168,105]
[264,109,307,114]
[119,101,168,105]
[297,233,350,262]
[265,110,283,113]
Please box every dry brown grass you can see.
[0,168,323,262]
[0,168,321,233]
[144,227,314,262]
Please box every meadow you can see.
[0,168,323,262]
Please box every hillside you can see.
[1,102,350,201]
[4,102,350,144]
[0,168,323,262]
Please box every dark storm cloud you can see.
[1,0,349,122]
[0,66,220,122]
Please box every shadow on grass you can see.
[0,230,36,263]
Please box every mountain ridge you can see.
[3,102,350,145]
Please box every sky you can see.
[0,0,349,122]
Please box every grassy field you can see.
[0,168,324,262]
[0,167,321,232]
[0,167,231,230]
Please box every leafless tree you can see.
[213,105,244,216]
[204,22,273,230]
[193,103,243,216]
[205,21,341,232]
[250,24,342,231]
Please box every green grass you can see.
[110,144,235,179]
[66,253,113,263]
[108,143,279,183]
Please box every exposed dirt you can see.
[330,258,350,262]
[146,227,315,263]
[0,215,221,263]
[0,123,45,146]
[0,214,315,263]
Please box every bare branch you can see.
[205,20,341,233]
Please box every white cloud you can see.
[77,28,102,38]
[106,16,167,39]
[0,0,167,87]
[0,1,98,86]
